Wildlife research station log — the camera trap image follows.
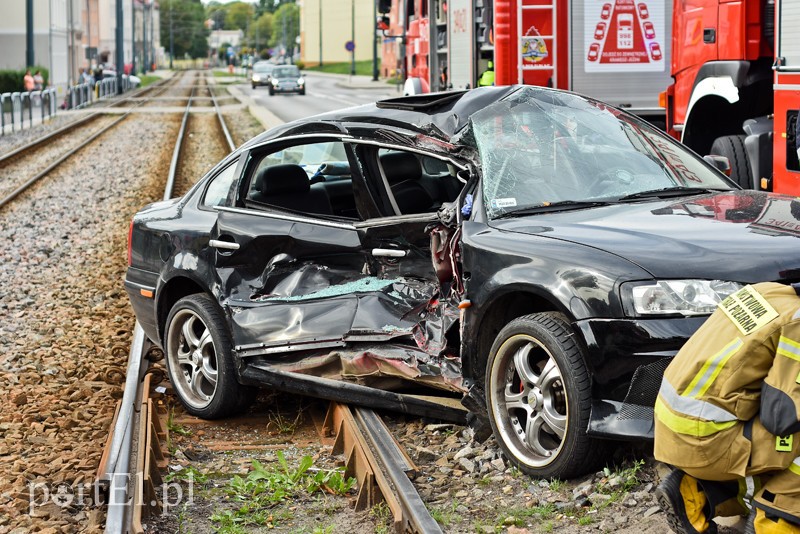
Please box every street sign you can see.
[345,40,355,52]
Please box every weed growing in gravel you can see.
[166,465,208,484]
[267,408,304,435]
[548,478,565,491]
[167,408,192,437]
[494,503,557,528]
[429,500,462,527]
[211,451,355,531]
[370,501,392,534]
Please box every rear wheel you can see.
[165,294,255,419]
[269,87,275,96]
[709,135,753,188]
[485,312,609,479]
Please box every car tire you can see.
[709,135,753,189]
[485,312,609,479]
[252,84,256,90]
[269,88,275,96]
[299,88,305,96]
[164,294,255,419]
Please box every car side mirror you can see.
[703,154,732,176]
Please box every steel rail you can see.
[209,80,236,152]
[101,78,196,534]
[0,74,187,211]
[0,76,174,166]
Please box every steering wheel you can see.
[590,168,635,196]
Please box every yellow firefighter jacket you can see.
[654,282,800,479]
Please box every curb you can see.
[225,84,285,132]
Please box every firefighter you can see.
[654,282,800,534]
[478,60,494,87]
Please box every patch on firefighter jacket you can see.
[776,435,793,452]
[719,285,779,335]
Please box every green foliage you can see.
[165,465,208,484]
[370,502,392,534]
[494,504,557,528]
[306,60,375,77]
[161,0,209,59]
[247,13,274,50]
[224,2,254,31]
[212,452,355,531]
[429,501,462,527]
[270,3,300,50]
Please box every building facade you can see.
[299,0,381,67]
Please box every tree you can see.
[224,2,254,31]
[248,13,274,52]
[161,0,209,59]
[270,2,299,54]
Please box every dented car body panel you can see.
[126,86,800,455]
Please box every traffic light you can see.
[377,0,391,14]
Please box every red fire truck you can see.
[390,0,673,125]
[665,0,800,194]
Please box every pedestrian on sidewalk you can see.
[23,69,34,92]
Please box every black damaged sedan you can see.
[125,86,800,478]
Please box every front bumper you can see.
[271,83,303,93]
[574,316,708,440]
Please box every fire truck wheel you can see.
[710,135,753,189]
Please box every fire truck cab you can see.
[666,0,800,194]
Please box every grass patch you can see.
[210,452,355,531]
[306,60,376,77]
[494,503,557,528]
[370,502,392,534]
[429,500,462,527]
[138,74,160,87]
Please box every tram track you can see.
[0,73,190,211]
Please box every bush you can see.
[294,60,305,70]
[0,66,49,94]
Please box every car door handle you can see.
[210,239,240,251]
[372,248,408,258]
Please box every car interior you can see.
[244,141,463,220]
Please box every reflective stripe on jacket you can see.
[654,282,800,471]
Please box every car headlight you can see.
[298,78,305,85]
[272,79,279,87]
[252,75,261,82]
[621,280,743,316]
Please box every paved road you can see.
[243,72,401,123]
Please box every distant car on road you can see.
[269,65,305,96]
[251,61,275,89]
[125,85,800,479]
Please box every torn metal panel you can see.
[251,343,465,393]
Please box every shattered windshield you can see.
[470,87,734,219]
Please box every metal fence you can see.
[0,75,139,135]
[0,88,57,135]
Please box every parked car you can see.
[600,3,612,19]
[650,42,663,60]
[588,42,601,61]
[594,21,607,40]
[637,2,650,19]
[643,21,656,39]
[251,61,275,89]
[269,65,305,96]
[125,86,800,479]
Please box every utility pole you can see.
[131,0,136,73]
[68,0,75,84]
[149,0,154,70]
[169,0,174,69]
[350,0,355,75]
[26,0,34,67]
[318,0,322,67]
[372,0,378,81]
[143,1,148,72]
[116,0,123,93]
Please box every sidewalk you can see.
[305,70,400,91]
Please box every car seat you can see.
[251,164,333,215]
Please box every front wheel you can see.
[709,135,753,189]
[485,312,608,479]
[165,294,255,419]
[269,87,275,96]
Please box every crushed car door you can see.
[209,138,442,358]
